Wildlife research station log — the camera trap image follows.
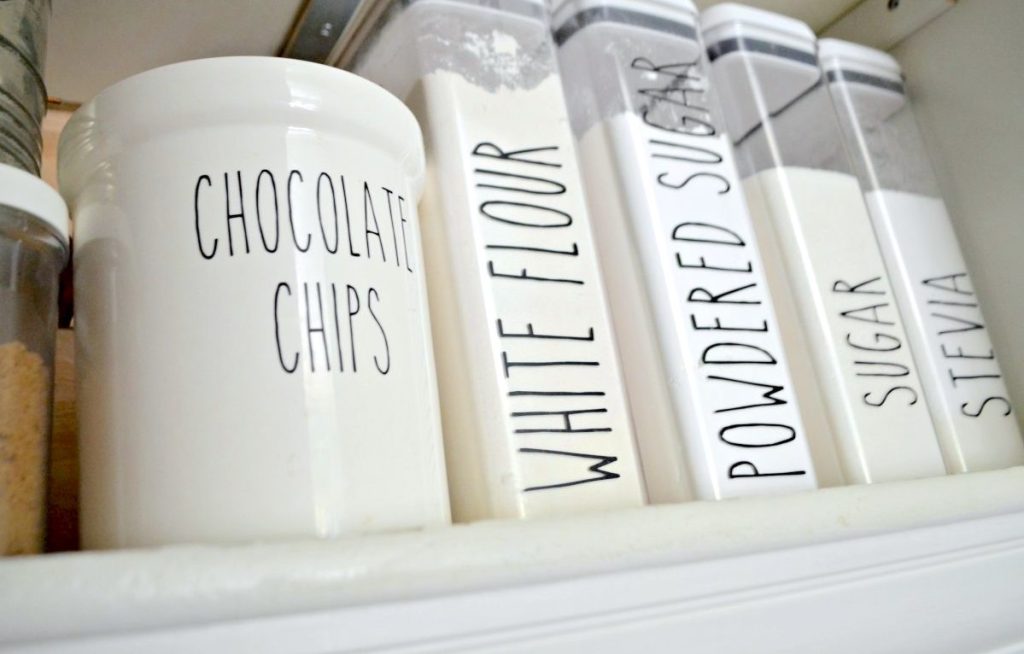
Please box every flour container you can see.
[346,0,646,521]
[701,5,946,485]
[59,57,450,548]
[820,39,1024,473]
[0,163,68,555]
[552,0,828,501]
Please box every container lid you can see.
[551,0,698,46]
[59,57,426,206]
[405,0,548,18]
[700,4,820,146]
[700,3,816,56]
[819,38,904,92]
[551,0,697,17]
[0,162,70,248]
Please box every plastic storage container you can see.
[820,38,1024,473]
[701,4,946,485]
[59,57,450,549]
[347,0,647,521]
[552,0,828,500]
[0,163,69,555]
[0,0,49,175]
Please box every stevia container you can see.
[343,0,647,522]
[59,57,450,549]
[0,162,69,556]
[701,4,946,485]
[820,39,1024,473]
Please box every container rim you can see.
[57,56,426,206]
[0,162,70,250]
[818,38,903,84]
[700,2,816,52]
[551,0,699,46]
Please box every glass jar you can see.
[0,0,49,175]
[0,162,70,555]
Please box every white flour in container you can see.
[354,2,647,520]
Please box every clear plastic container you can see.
[820,38,1024,473]
[346,0,647,521]
[701,4,946,485]
[0,162,69,555]
[0,0,49,175]
[552,0,829,500]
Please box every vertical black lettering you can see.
[471,142,561,168]
[274,282,298,374]
[287,170,312,253]
[364,182,387,261]
[368,287,390,375]
[316,172,340,254]
[194,175,217,259]
[383,187,401,267]
[303,283,330,373]
[399,195,412,272]
[346,284,360,372]
[224,171,250,256]
[255,170,280,253]
[340,175,360,258]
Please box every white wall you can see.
[892,0,1024,421]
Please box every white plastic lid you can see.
[551,0,698,43]
[0,162,70,249]
[818,38,902,83]
[551,0,697,16]
[700,2,815,54]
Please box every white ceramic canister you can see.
[345,0,647,521]
[820,39,1024,473]
[552,0,826,501]
[59,57,450,548]
[701,5,947,485]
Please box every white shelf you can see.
[4,468,1024,652]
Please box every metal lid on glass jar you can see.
[0,162,70,250]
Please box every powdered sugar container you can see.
[59,57,450,549]
[0,163,69,555]
[820,38,1024,473]
[345,0,647,521]
[552,0,830,500]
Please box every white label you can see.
[744,168,947,484]
[866,190,1024,471]
[413,72,646,519]
[606,57,819,499]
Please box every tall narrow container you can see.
[820,39,1024,473]
[553,0,829,501]
[0,164,68,555]
[346,0,647,521]
[701,5,945,484]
